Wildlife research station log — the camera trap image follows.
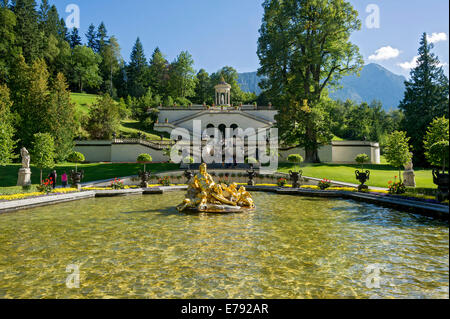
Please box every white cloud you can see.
[398,56,419,70]
[398,56,449,70]
[368,46,401,61]
[427,32,448,44]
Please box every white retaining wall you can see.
[75,140,380,164]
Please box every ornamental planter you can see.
[355,170,370,192]
[432,169,449,202]
[184,165,194,183]
[70,170,84,189]
[138,170,151,188]
[247,165,256,186]
[289,170,303,188]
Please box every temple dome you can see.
[214,76,231,89]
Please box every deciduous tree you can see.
[85,94,121,139]
[48,73,77,162]
[168,51,196,100]
[424,117,449,169]
[70,45,102,92]
[31,132,55,182]
[0,84,17,165]
[384,131,412,182]
[257,0,363,162]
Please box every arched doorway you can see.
[230,124,238,136]
[206,124,215,139]
[218,124,226,140]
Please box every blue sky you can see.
[52,0,449,78]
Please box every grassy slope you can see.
[70,93,169,141]
[0,163,179,191]
[120,120,170,140]
[70,92,100,114]
[277,163,435,189]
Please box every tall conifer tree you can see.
[86,23,97,52]
[127,37,148,98]
[399,33,449,166]
[11,0,43,63]
[69,27,82,48]
[148,47,168,97]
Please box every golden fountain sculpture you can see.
[177,163,255,213]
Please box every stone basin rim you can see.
[0,185,447,220]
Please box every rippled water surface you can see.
[0,192,448,298]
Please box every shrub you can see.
[110,178,125,190]
[175,97,192,106]
[424,117,449,169]
[388,177,406,194]
[277,177,287,187]
[37,178,53,193]
[68,151,85,172]
[246,157,258,164]
[158,176,170,186]
[183,156,194,164]
[68,151,85,163]
[137,153,152,163]
[355,153,369,169]
[86,94,121,140]
[137,153,152,172]
[318,179,331,190]
[287,154,304,164]
[428,141,449,171]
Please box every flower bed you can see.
[0,188,79,201]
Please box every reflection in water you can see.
[0,192,448,298]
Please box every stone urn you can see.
[70,170,84,190]
[432,169,449,202]
[138,170,151,188]
[355,170,370,191]
[247,165,256,186]
[289,170,303,188]
[184,165,194,183]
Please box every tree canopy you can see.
[257,0,363,162]
[399,33,449,166]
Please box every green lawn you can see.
[277,163,436,189]
[120,120,170,140]
[70,93,169,141]
[0,163,179,191]
[70,92,100,114]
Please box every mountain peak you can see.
[237,64,406,110]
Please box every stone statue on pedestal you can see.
[403,154,416,187]
[17,147,32,186]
